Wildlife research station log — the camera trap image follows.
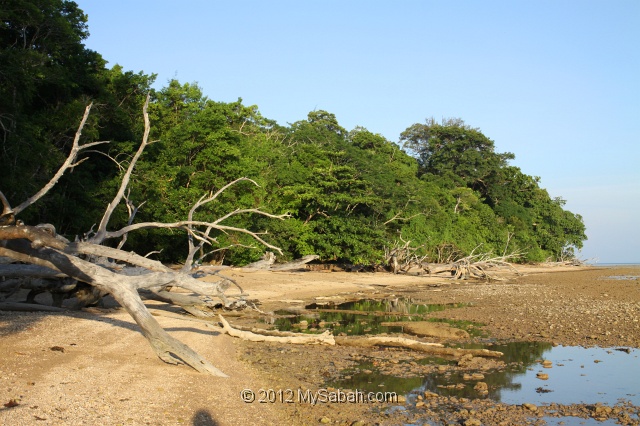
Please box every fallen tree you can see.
[426,248,523,280]
[0,97,289,376]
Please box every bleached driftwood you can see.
[425,248,523,281]
[0,97,289,377]
[216,315,335,345]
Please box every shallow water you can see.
[494,344,639,406]
[331,342,639,406]
[600,275,640,281]
[273,298,472,336]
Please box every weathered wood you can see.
[0,97,290,377]
[0,302,69,312]
[334,336,503,358]
[217,315,335,345]
[242,251,276,270]
[270,255,319,271]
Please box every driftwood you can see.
[384,236,429,274]
[334,336,503,358]
[145,307,504,362]
[269,254,319,271]
[0,98,289,376]
[0,302,69,312]
[240,252,319,271]
[216,315,335,345]
[212,316,502,359]
[425,248,523,281]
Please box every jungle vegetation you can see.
[0,0,586,266]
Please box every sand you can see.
[1,264,638,425]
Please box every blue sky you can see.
[80,0,639,263]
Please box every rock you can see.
[320,417,331,424]
[400,321,470,339]
[523,403,538,411]
[471,373,485,380]
[536,373,549,380]
[350,421,366,426]
[473,382,488,393]
[396,395,406,403]
[593,406,612,416]
[424,391,439,398]
[464,419,482,426]
[542,360,553,368]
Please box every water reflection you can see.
[273,298,471,336]
[329,342,639,406]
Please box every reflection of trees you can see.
[328,362,425,395]
[338,298,466,315]
[421,342,553,400]
[274,312,407,335]
[329,341,552,397]
[274,298,470,336]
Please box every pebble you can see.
[473,382,488,393]
[536,373,549,380]
[523,403,538,411]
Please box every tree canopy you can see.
[0,0,587,265]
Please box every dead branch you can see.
[90,96,152,245]
[12,104,108,215]
[0,99,288,377]
[216,315,335,345]
[384,235,429,274]
[269,254,319,271]
[426,249,524,281]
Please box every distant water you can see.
[592,263,640,267]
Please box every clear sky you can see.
[80,0,639,263]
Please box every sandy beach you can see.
[1,265,639,425]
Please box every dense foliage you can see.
[0,0,586,265]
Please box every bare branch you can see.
[182,177,259,271]
[0,190,15,226]
[91,95,151,245]
[116,190,146,250]
[13,104,109,215]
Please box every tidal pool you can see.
[493,344,639,406]
[273,298,472,336]
[331,342,639,406]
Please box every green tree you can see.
[400,118,514,196]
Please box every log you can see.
[0,97,290,377]
[0,302,69,312]
[270,255,319,271]
[216,315,335,345]
[334,336,503,358]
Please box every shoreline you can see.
[1,265,638,425]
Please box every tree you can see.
[0,99,288,376]
[0,0,104,206]
[400,118,514,196]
